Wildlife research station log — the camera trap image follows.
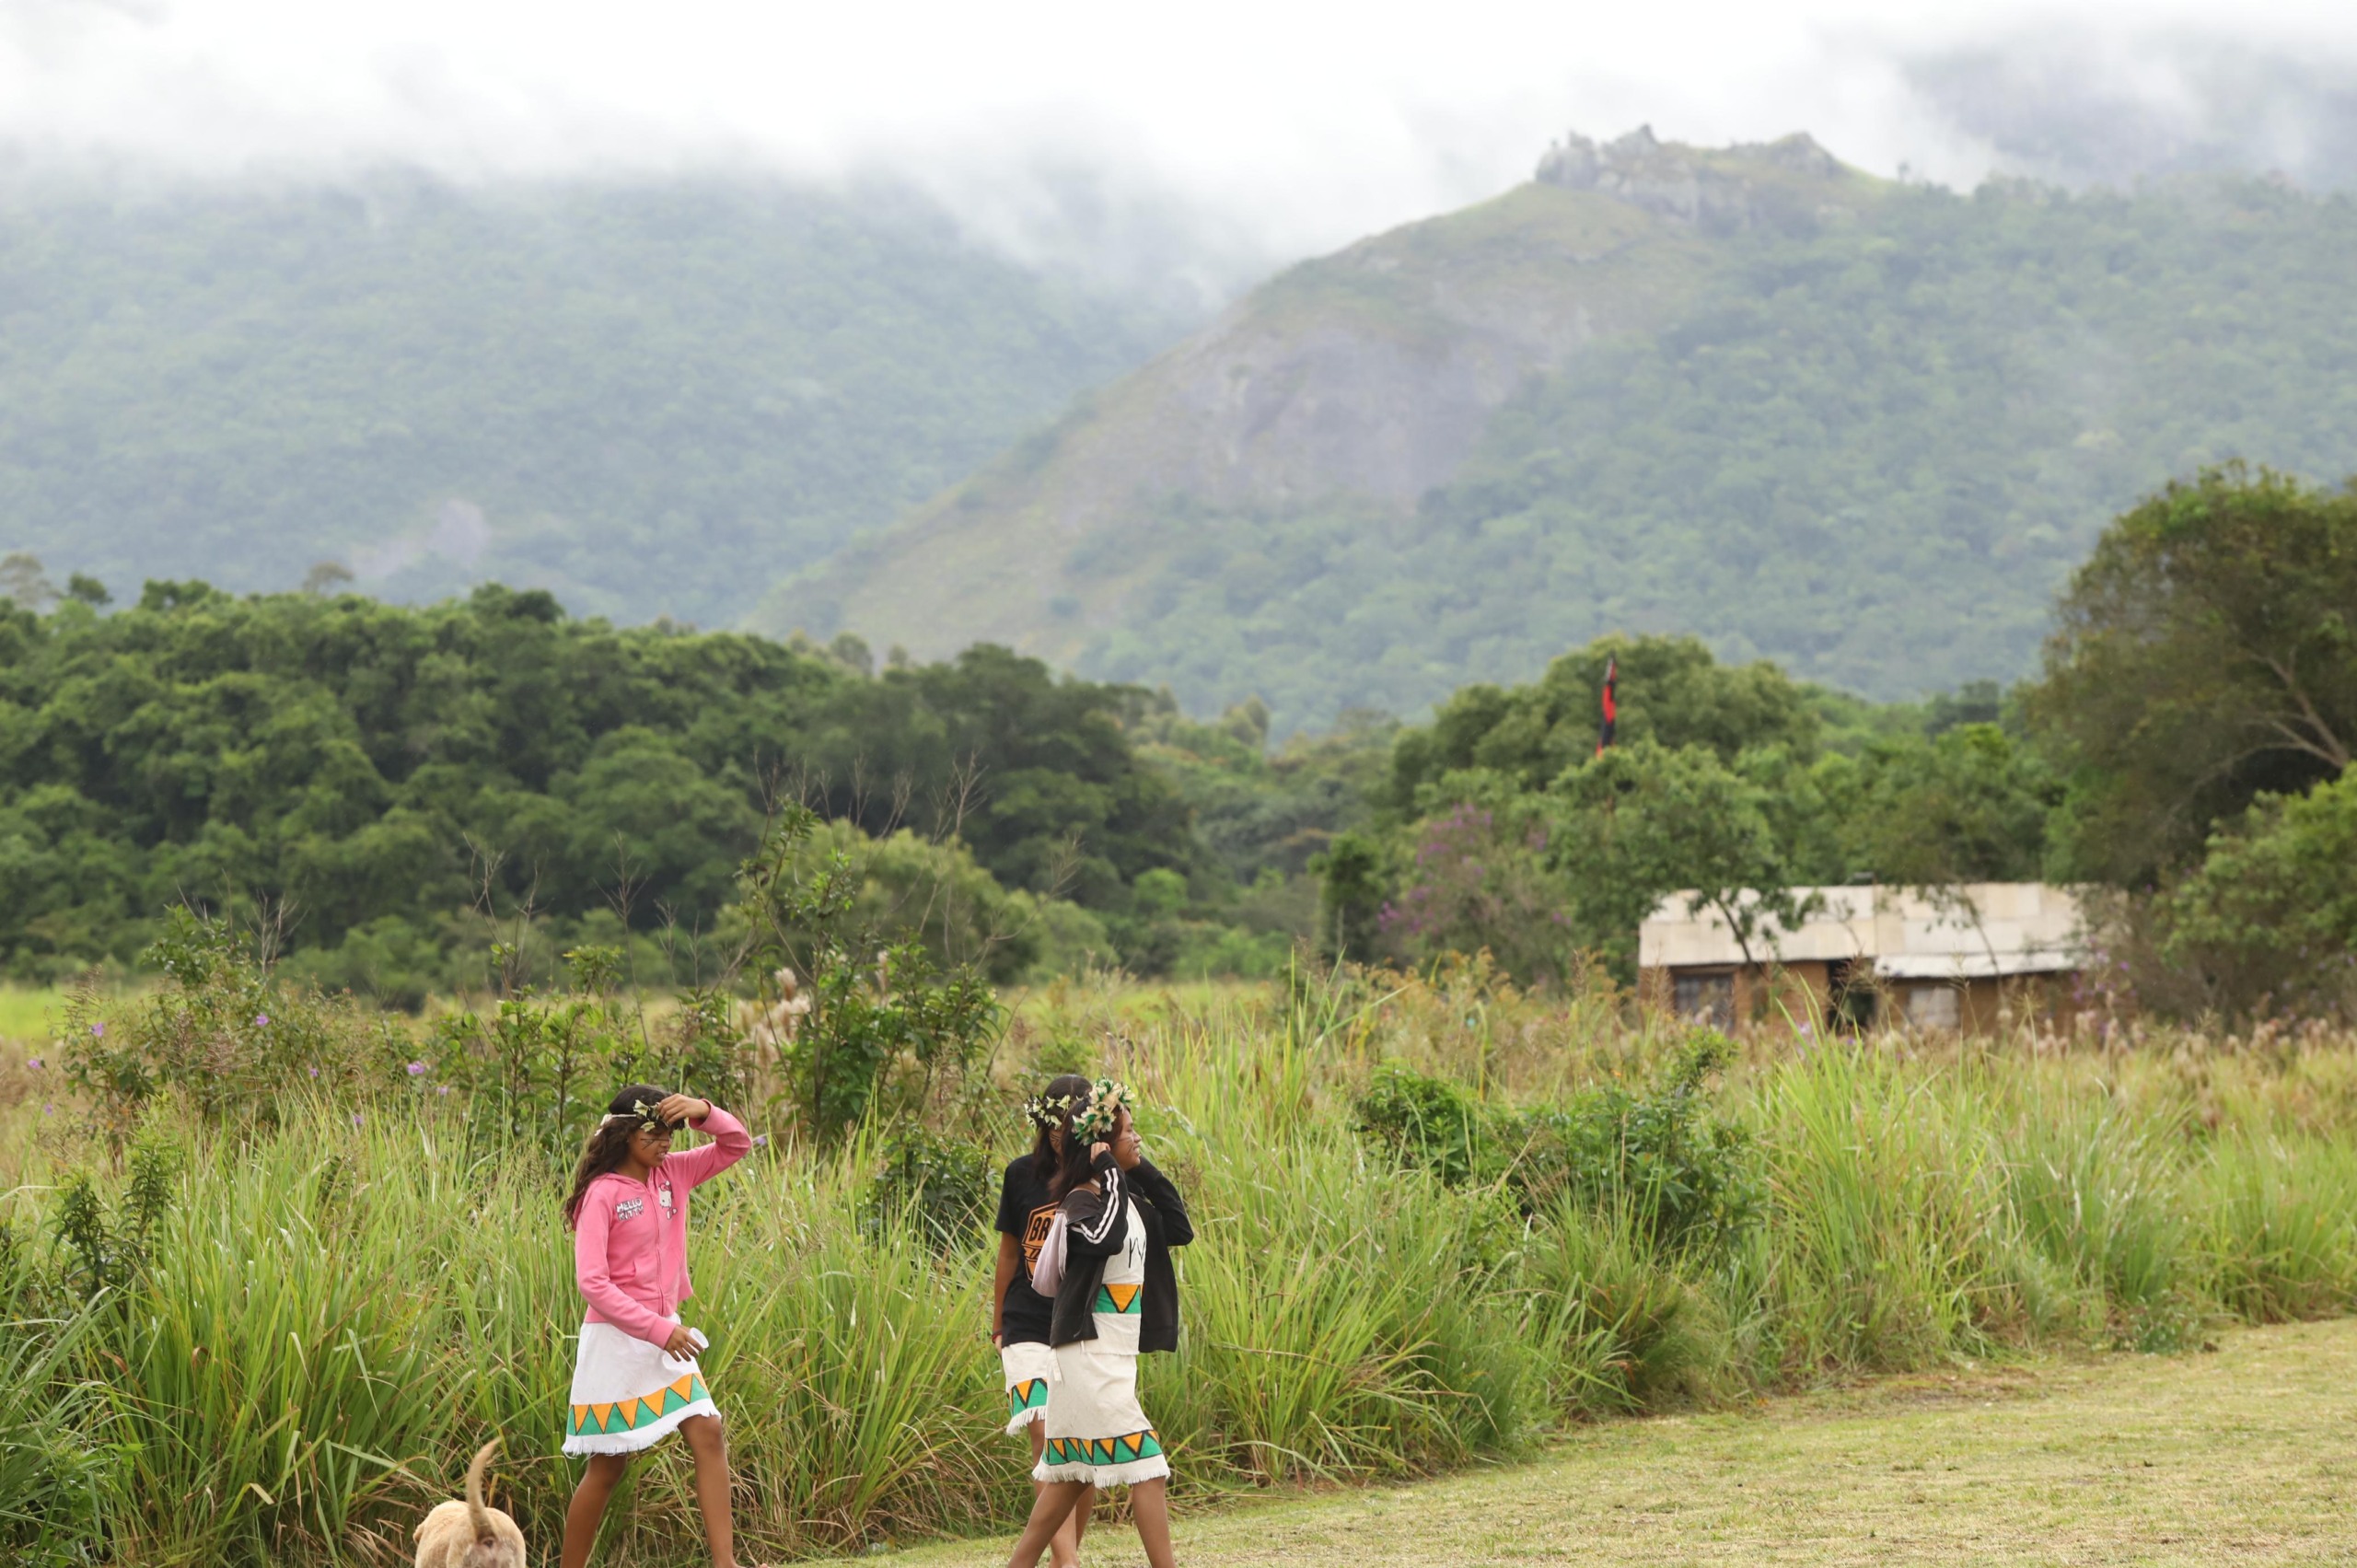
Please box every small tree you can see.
[2154,770,2357,1019]
[1547,740,1818,980]
[301,560,355,596]
[732,806,1000,1141]
[2031,465,2357,882]
[1309,830,1388,963]
[1380,801,1578,983]
[0,552,57,611]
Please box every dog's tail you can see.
[465,1438,502,1542]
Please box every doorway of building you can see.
[1826,958,1877,1032]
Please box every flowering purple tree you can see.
[1381,803,1577,982]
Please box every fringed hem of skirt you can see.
[562,1397,718,1456]
[1031,1456,1170,1488]
[1004,1410,1048,1438]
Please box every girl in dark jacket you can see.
[992,1074,1096,1568]
[1004,1080,1191,1568]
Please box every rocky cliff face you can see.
[760,133,1869,664]
[1537,126,1850,235]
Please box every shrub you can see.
[62,908,405,1143]
[1353,1063,1492,1186]
[735,807,1002,1141]
[415,946,761,1156]
[865,1124,995,1253]
[1355,1036,1760,1258]
[1512,1033,1761,1257]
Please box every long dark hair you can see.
[563,1083,674,1228]
[1028,1073,1091,1189]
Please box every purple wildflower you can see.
[254,1013,270,1027]
[405,1061,427,1076]
[351,1112,364,1127]
[435,1084,452,1098]
[25,1057,41,1070]
[89,1021,104,1039]
[751,1133,770,1149]
[308,1066,320,1079]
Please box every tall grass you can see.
[6,993,2357,1564]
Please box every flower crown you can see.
[599,1098,671,1132]
[1022,1086,1083,1129]
[1073,1078,1132,1143]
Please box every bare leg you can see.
[680,1414,744,1568]
[1004,1480,1089,1568]
[1129,1476,1177,1568]
[561,1453,631,1568]
[1070,1478,1096,1562]
[1026,1423,1095,1568]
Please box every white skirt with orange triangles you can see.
[563,1319,720,1456]
[1001,1340,1057,1436]
[1032,1341,1169,1489]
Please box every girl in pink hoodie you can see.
[559,1083,761,1568]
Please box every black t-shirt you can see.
[994,1155,1060,1344]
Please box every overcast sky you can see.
[5,0,2353,288]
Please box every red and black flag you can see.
[1596,655,1618,757]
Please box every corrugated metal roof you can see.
[1875,950,2081,980]
[1638,884,2085,973]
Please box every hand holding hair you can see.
[655,1093,713,1126]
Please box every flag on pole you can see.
[1596,655,1618,757]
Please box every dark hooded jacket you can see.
[1046,1147,1192,1353]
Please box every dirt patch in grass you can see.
[852,1318,2357,1566]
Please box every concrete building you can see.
[1637,883,2087,1033]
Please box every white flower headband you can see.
[1073,1078,1132,1142]
[600,1098,672,1132]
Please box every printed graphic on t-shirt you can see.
[1019,1202,1057,1271]
[616,1197,644,1221]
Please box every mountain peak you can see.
[1536,127,1854,233]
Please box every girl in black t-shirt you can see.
[991,1073,1094,1568]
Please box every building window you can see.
[1673,970,1735,1029]
[1906,983,1960,1030]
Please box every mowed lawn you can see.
[853,1319,2357,1567]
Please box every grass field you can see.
[859,1318,2357,1566]
[0,983,74,1045]
[6,958,2356,1565]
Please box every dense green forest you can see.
[806,159,2357,729]
[0,176,1188,626]
[2,470,2347,1019]
[0,582,1218,997]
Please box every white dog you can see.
[412,1439,528,1568]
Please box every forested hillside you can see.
[0,176,1189,626]
[788,131,2357,729]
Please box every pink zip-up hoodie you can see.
[572,1106,752,1346]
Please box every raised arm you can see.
[574,1193,671,1345]
[1129,1158,1193,1249]
[659,1104,752,1191]
[1062,1149,1130,1259]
